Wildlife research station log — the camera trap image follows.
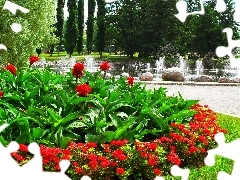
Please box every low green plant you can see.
[0,62,199,148]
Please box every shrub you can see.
[11,104,227,179]
[0,63,199,147]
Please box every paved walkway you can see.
[145,83,240,117]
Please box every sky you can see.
[63,0,240,21]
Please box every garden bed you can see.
[0,59,228,179]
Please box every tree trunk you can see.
[50,44,54,56]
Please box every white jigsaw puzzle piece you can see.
[20,142,43,174]
[3,0,30,14]
[175,0,227,22]
[2,1,30,33]
[155,176,165,180]
[81,175,92,180]
[204,133,240,179]
[155,165,190,180]
[215,28,240,67]
[171,165,190,180]
[233,8,240,22]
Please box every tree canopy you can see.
[0,0,57,67]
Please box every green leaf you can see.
[60,137,72,149]
[114,116,136,139]
[109,113,123,127]
[61,112,81,124]
[47,108,61,123]
[70,97,91,105]
[32,128,44,139]
[85,134,104,143]
[0,136,8,146]
[101,131,115,142]
[184,100,200,109]
[164,110,196,123]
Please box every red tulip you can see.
[72,63,85,78]
[127,77,134,85]
[100,61,110,71]
[6,64,16,75]
[29,55,39,65]
[75,83,92,96]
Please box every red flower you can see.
[100,61,110,71]
[29,55,39,65]
[19,144,28,152]
[153,168,162,175]
[0,91,3,98]
[75,83,92,96]
[116,167,125,175]
[127,77,134,85]
[112,149,127,161]
[72,62,84,78]
[6,64,16,75]
[188,146,198,153]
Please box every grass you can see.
[164,113,239,180]
[39,51,151,62]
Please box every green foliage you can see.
[77,0,85,55]
[64,0,78,57]
[104,0,239,62]
[86,0,96,54]
[0,0,57,67]
[95,0,106,58]
[55,0,65,40]
[0,66,199,148]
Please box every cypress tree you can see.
[64,0,78,57]
[77,0,85,55]
[86,0,96,54]
[56,0,65,55]
[96,0,106,59]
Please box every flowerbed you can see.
[0,57,227,179]
[11,104,227,180]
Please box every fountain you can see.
[121,65,129,77]
[153,57,165,80]
[196,60,203,76]
[85,57,98,72]
[179,56,187,76]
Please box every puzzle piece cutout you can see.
[105,0,118,3]
[233,8,240,22]
[215,28,240,67]
[155,165,190,180]
[204,132,240,179]
[0,123,94,179]
[0,1,30,51]
[175,0,227,22]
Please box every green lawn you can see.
[164,113,239,180]
[39,51,151,62]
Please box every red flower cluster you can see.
[0,91,3,98]
[99,61,110,71]
[72,62,84,78]
[158,103,227,166]
[6,64,16,75]
[11,104,227,179]
[75,83,92,96]
[127,77,134,86]
[29,55,39,65]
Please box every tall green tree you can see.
[55,0,66,55]
[86,0,96,54]
[77,0,84,55]
[0,0,57,67]
[184,0,240,68]
[64,0,78,57]
[95,0,106,58]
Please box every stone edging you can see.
[136,81,240,86]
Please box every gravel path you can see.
[146,85,240,117]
